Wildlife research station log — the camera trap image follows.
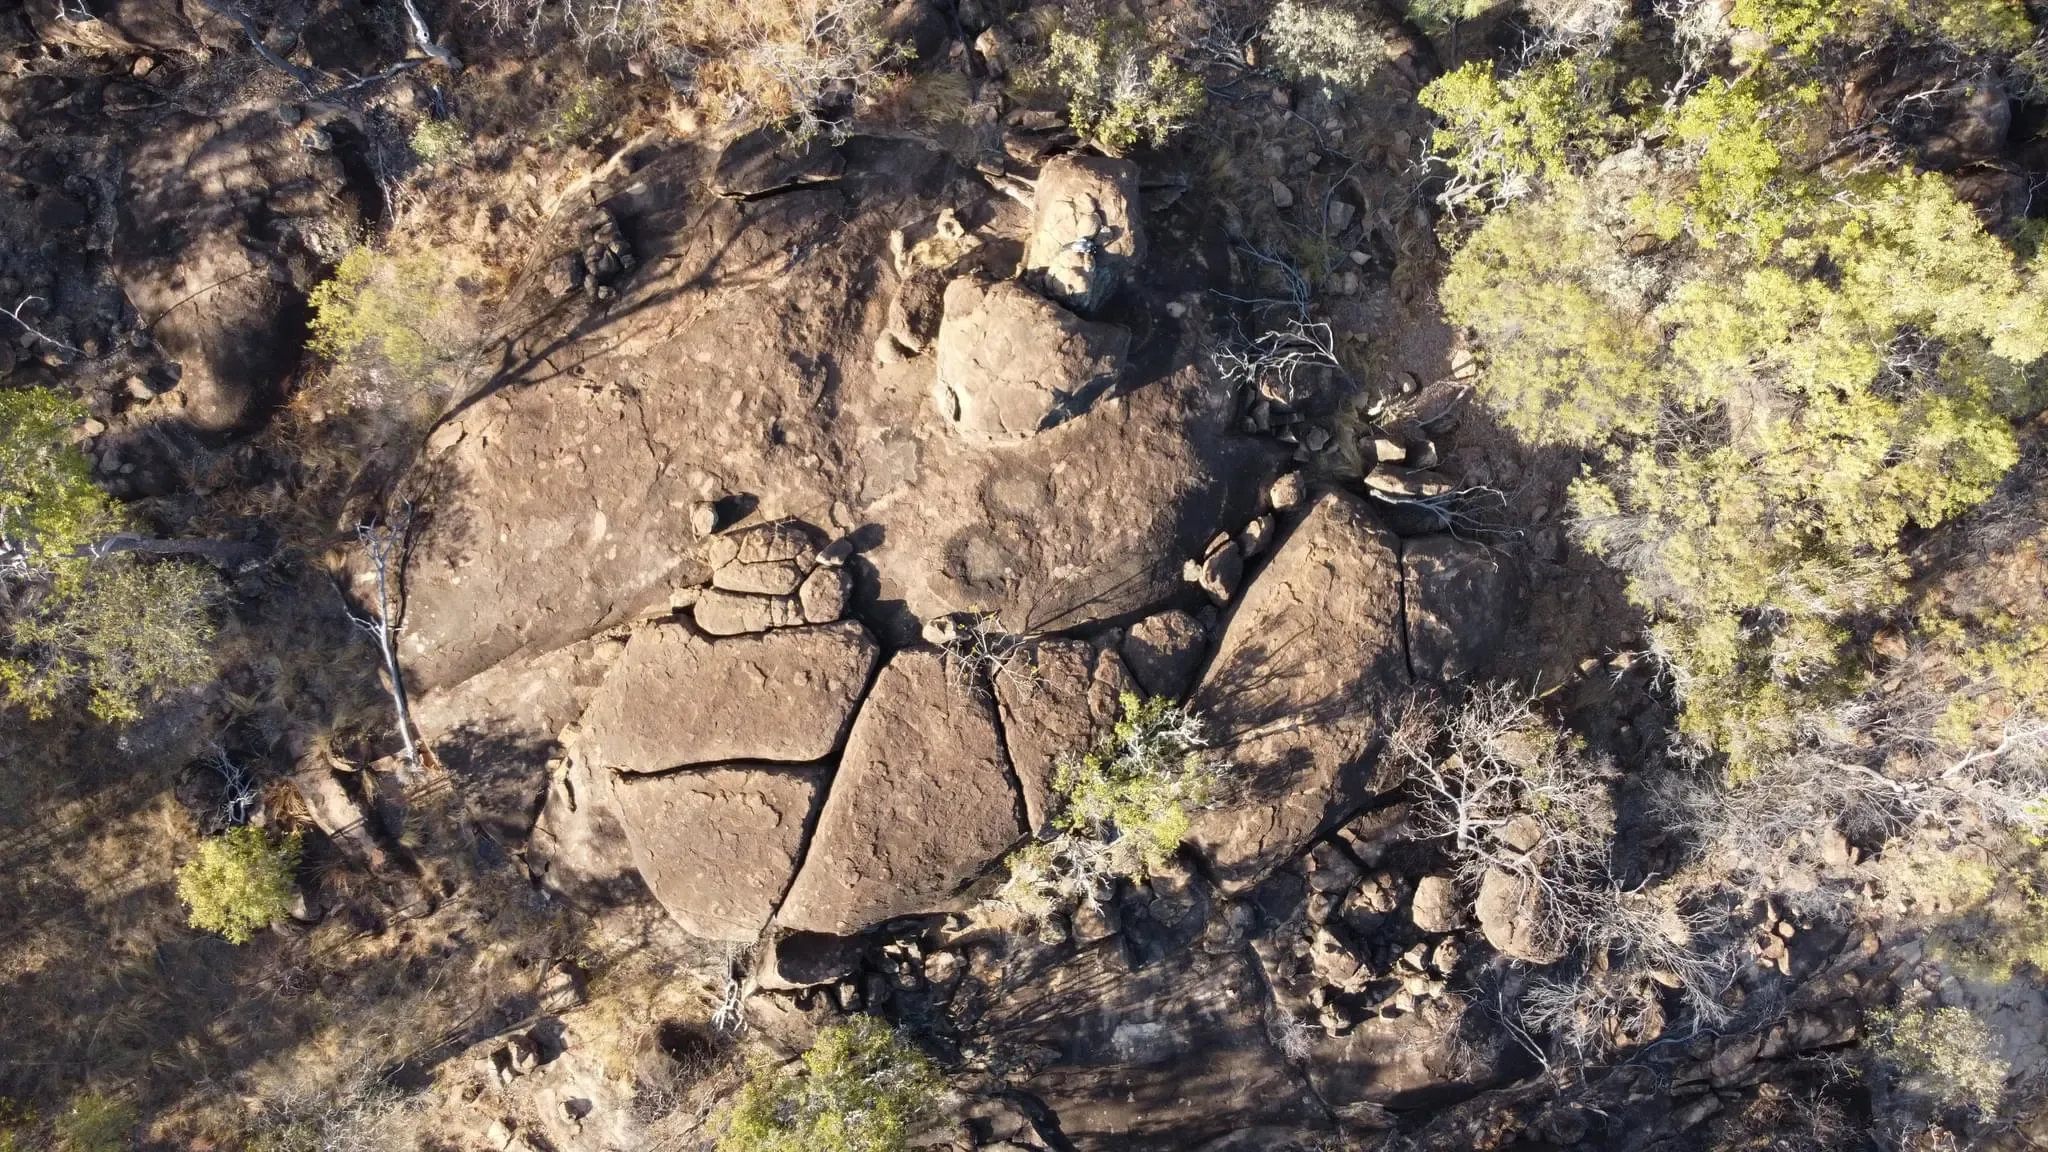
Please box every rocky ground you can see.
[2,0,2046,1149]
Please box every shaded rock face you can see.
[400,138,1273,689]
[776,648,1024,934]
[933,276,1129,446]
[1402,535,1516,681]
[528,754,643,908]
[1475,867,1565,964]
[993,640,1134,833]
[576,621,878,774]
[1023,154,1144,315]
[1188,490,1409,893]
[1121,609,1209,700]
[612,765,824,941]
[975,940,1330,1151]
[113,111,359,430]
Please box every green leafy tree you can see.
[1040,21,1204,155]
[720,1018,942,1152]
[1266,0,1397,92]
[0,387,218,723]
[1429,40,2048,774]
[177,826,303,945]
[1419,57,1636,212]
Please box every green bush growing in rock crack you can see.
[177,826,303,945]
[1000,692,1226,916]
[1867,1005,2010,1115]
[719,1017,942,1152]
[1038,20,1204,156]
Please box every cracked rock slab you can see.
[934,277,1128,447]
[579,620,878,773]
[613,764,825,941]
[1187,490,1409,893]
[775,647,1024,934]
[994,639,1134,833]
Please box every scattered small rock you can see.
[1268,471,1307,511]
[689,501,720,537]
[1185,543,1243,605]
[1271,180,1295,210]
[1238,514,1275,559]
[798,565,851,624]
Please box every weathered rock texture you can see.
[528,754,642,907]
[993,640,1134,833]
[776,648,1024,934]
[612,765,824,941]
[577,621,877,773]
[1121,609,1209,700]
[1402,535,1516,680]
[1188,490,1409,892]
[934,276,1128,446]
[975,941,1330,1150]
[1023,154,1144,314]
[399,139,1271,689]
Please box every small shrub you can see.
[56,1093,133,1152]
[177,826,303,944]
[1266,0,1397,91]
[307,244,460,386]
[0,387,119,571]
[408,118,470,166]
[999,694,1224,912]
[1040,21,1205,155]
[1407,0,1496,28]
[719,1017,942,1152]
[1867,1006,2009,1114]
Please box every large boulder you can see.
[1120,609,1209,699]
[113,112,360,430]
[974,941,1331,1150]
[398,140,1271,688]
[1187,491,1409,893]
[1401,535,1516,680]
[1023,155,1144,315]
[528,754,643,907]
[577,621,878,773]
[934,277,1128,447]
[1475,867,1567,964]
[612,765,825,941]
[775,648,1025,934]
[993,640,1134,833]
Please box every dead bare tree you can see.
[347,506,420,772]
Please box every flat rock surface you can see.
[1188,490,1409,893]
[975,941,1329,1151]
[775,647,1024,934]
[577,620,878,773]
[398,139,1272,688]
[1402,535,1516,680]
[993,640,1133,833]
[934,276,1129,446]
[612,764,825,941]
[528,753,644,908]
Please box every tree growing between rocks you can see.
[719,1017,942,1152]
[1000,693,1227,915]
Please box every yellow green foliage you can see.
[56,1093,133,1152]
[307,245,455,382]
[1733,0,2035,59]
[177,826,303,945]
[1040,21,1204,155]
[719,1018,942,1152]
[1,556,218,725]
[0,387,119,573]
[409,118,470,166]
[1866,1005,2009,1113]
[1051,692,1224,875]
[1418,58,1637,210]
[1266,0,1396,92]
[1437,52,2048,773]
